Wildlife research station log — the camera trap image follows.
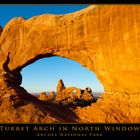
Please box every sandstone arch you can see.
[0,5,140,122]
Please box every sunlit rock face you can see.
[38,91,55,102]
[0,5,140,122]
[38,92,48,101]
[55,79,94,106]
[57,79,66,94]
[56,79,81,104]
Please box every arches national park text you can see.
[0,124,140,137]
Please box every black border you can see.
[0,123,140,138]
[0,0,140,4]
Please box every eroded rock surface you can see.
[56,86,81,105]
[48,91,55,101]
[38,92,48,101]
[0,5,140,122]
[55,80,94,106]
[57,79,66,93]
[81,87,94,101]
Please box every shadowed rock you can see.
[0,26,2,36]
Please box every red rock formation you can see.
[1,5,140,93]
[0,5,140,122]
[55,80,94,105]
[55,86,81,105]
[38,92,48,101]
[48,91,55,101]
[56,79,66,93]
[81,87,94,101]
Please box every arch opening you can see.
[20,56,104,106]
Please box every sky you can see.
[0,5,104,93]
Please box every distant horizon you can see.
[30,91,104,94]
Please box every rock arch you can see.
[0,5,140,122]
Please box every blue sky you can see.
[0,5,104,93]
